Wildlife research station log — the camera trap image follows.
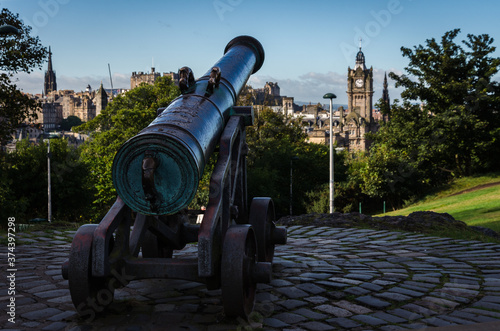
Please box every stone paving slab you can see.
[1,226,500,330]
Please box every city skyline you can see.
[5,0,500,105]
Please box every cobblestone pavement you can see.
[2,225,500,330]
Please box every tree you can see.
[245,108,347,216]
[60,115,82,131]
[389,29,500,176]
[0,138,93,227]
[351,29,500,210]
[76,77,180,220]
[0,9,47,146]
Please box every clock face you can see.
[355,79,364,87]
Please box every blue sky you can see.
[4,0,500,105]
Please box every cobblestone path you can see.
[2,225,500,330]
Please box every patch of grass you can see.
[380,174,500,233]
[421,172,500,201]
[0,220,82,237]
[27,220,82,233]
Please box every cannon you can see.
[62,36,287,319]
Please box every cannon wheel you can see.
[221,225,258,318]
[141,230,173,258]
[249,197,278,262]
[68,224,114,312]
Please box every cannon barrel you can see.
[112,36,264,215]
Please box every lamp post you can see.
[323,93,336,213]
[290,156,299,215]
[0,25,20,36]
[47,138,52,223]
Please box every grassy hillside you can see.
[379,173,500,232]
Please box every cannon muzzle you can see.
[112,36,264,215]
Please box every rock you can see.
[470,226,500,239]
[277,211,500,239]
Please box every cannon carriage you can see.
[62,36,286,319]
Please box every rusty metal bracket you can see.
[92,197,131,277]
[198,115,248,278]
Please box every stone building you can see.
[239,82,284,108]
[40,98,63,130]
[32,47,112,129]
[264,82,280,96]
[282,96,297,116]
[34,87,107,129]
[238,46,388,152]
[300,46,385,151]
[4,124,44,152]
[130,67,179,89]
[286,45,389,151]
[94,82,108,117]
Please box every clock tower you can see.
[338,45,375,152]
[347,46,373,123]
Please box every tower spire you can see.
[382,72,391,122]
[354,40,366,70]
[44,46,57,95]
[47,46,53,71]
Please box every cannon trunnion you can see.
[62,36,287,320]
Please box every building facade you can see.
[130,67,179,89]
[33,48,112,129]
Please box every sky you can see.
[4,0,500,105]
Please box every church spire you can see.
[47,46,53,71]
[382,72,390,122]
[44,46,57,95]
[382,72,390,104]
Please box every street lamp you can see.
[323,93,336,213]
[0,25,20,36]
[42,128,54,223]
[290,156,299,215]
[47,138,52,223]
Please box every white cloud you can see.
[10,71,44,94]
[12,71,131,94]
[12,68,405,108]
[249,72,347,104]
[249,68,403,106]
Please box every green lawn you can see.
[379,174,500,232]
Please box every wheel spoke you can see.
[221,225,258,318]
[249,197,285,262]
